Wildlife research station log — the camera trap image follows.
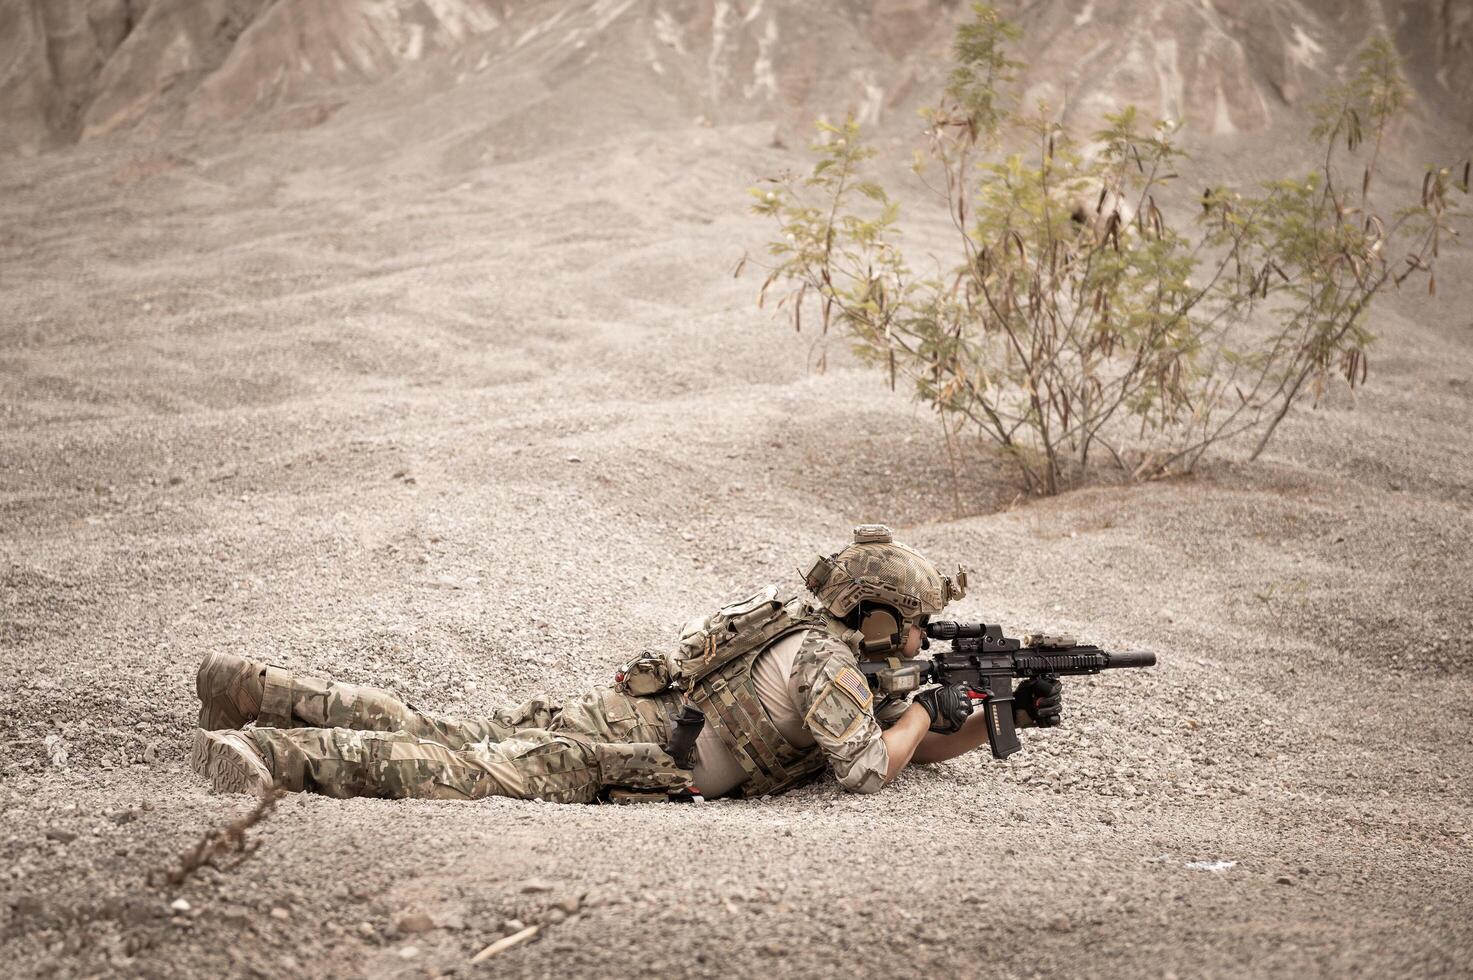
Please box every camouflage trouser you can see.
[245,667,690,803]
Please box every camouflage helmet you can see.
[803,525,967,651]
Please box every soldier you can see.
[191,525,1063,801]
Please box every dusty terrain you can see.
[4,2,1473,978]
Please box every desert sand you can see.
[3,2,1472,978]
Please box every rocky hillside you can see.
[2,0,1469,157]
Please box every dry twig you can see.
[470,925,541,963]
[151,790,285,889]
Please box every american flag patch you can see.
[833,665,873,710]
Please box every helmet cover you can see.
[803,525,967,648]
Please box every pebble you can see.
[519,878,555,893]
[270,907,290,921]
[503,918,526,933]
[555,895,581,914]
[396,911,436,934]
[1276,876,1294,885]
[170,898,191,913]
[398,946,419,960]
[1049,914,1072,933]
[45,830,76,844]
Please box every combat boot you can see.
[191,730,276,796]
[195,652,265,730]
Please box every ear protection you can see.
[856,604,902,656]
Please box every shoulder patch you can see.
[832,665,874,710]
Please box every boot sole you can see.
[191,730,272,797]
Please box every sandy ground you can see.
[2,109,1472,979]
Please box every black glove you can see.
[1013,674,1063,728]
[913,684,976,734]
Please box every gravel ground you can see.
[2,112,1471,979]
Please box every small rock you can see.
[554,896,581,915]
[398,947,419,960]
[170,898,191,913]
[12,895,47,920]
[1275,875,1294,885]
[396,911,436,934]
[45,830,76,844]
[357,922,375,937]
[503,918,526,933]
[519,878,555,894]
[1049,914,1072,933]
[565,454,582,463]
[270,907,290,921]
[109,809,138,826]
[545,908,566,925]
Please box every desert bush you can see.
[748,3,1467,495]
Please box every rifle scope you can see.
[925,621,987,641]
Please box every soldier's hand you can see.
[1014,674,1063,728]
[913,684,975,734]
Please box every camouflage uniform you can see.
[193,525,963,803]
[216,628,898,802]
[234,668,691,803]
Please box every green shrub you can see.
[748,3,1467,495]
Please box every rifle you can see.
[858,621,1156,760]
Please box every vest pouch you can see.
[675,586,826,686]
[614,650,675,696]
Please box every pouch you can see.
[613,650,675,696]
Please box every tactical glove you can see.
[913,684,976,734]
[1013,674,1063,728]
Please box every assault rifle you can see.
[858,621,1156,760]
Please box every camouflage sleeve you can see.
[789,631,888,794]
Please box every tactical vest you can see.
[675,586,862,797]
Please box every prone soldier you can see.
[191,525,1064,801]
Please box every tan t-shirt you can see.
[691,630,899,797]
[691,631,808,796]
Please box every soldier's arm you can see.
[790,633,897,793]
[880,702,932,779]
[911,709,991,764]
[911,698,1039,764]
